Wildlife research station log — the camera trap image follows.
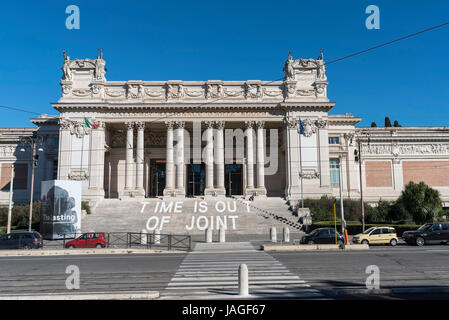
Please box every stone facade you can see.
[0,53,449,209]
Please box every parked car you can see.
[352,226,398,246]
[65,232,107,249]
[0,232,43,250]
[300,228,345,245]
[403,223,449,246]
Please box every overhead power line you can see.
[326,21,449,65]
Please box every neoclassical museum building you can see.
[1,53,449,209]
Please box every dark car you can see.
[403,222,449,246]
[300,228,345,245]
[65,232,107,249]
[0,232,43,250]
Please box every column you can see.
[124,121,134,194]
[163,121,175,196]
[284,116,302,201]
[88,121,105,198]
[214,121,226,196]
[204,121,215,196]
[255,121,267,196]
[245,121,254,196]
[57,119,72,180]
[135,121,145,196]
[175,121,185,197]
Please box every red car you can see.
[65,233,107,249]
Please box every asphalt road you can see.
[270,245,449,299]
[0,253,186,295]
[1,245,449,299]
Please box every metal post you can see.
[7,164,14,234]
[28,142,36,232]
[358,138,365,232]
[338,155,345,236]
[168,234,172,250]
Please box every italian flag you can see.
[84,118,99,129]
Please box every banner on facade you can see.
[40,180,82,240]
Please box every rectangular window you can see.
[329,158,340,187]
[1,163,28,191]
[328,137,340,144]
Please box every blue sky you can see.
[0,0,448,128]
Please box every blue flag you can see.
[299,119,305,135]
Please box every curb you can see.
[0,291,159,300]
[261,244,369,251]
[0,248,187,257]
[322,286,449,296]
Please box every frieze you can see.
[362,144,449,155]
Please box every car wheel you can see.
[416,237,425,247]
[307,240,315,245]
[22,245,32,250]
[361,240,369,245]
[390,239,398,246]
[95,244,103,248]
[68,245,75,249]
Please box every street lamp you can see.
[355,131,370,232]
[20,133,44,232]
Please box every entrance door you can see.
[225,164,243,196]
[187,164,205,196]
[150,160,166,197]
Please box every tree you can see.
[384,117,392,127]
[370,122,377,127]
[393,120,401,127]
[397,181,443,225]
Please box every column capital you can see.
[244,121,254,129]
[135,121,146,130]
[125,121,135,130]
[165,120,175,129]
[255,121,265,129]
[174,121,185,129]
[204,121,214,129]
[213,121,225,130]
[283,117,298,130]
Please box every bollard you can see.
[154,230,161,244]
[140,229,148,245]
[219,228,226,243]
[205,228,213,243]
[283,227,290,243]
[270,227,277,243]
[239,264,249,296]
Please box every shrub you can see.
[397,181,442,224]
[0,201,41,231]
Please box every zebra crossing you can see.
[160,242,325,299]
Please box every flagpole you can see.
[298,118,304,209]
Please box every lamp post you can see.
[20,134,44,232]
[356,131,370,232]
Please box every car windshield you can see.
[363,227,375,234]
[309,229,320,235]
[418,223,433,231]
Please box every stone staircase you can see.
[82,197,304,235]
[233,197,304,231]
